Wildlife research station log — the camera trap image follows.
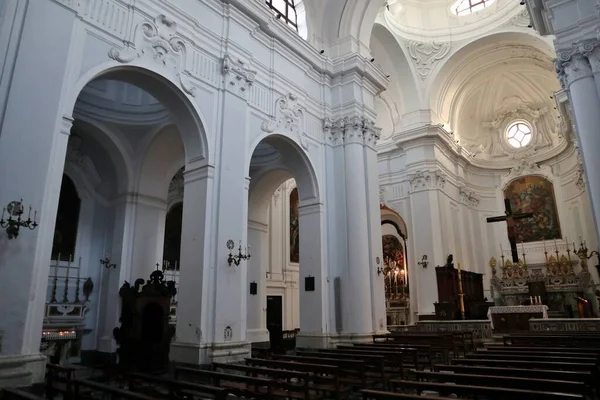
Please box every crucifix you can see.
[486,198,534,263]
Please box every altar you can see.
[488,305,548,333]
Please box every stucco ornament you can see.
[108,14,196,97]
[262,93,307,150]
[408,41,451,80]
[222,55,256,95]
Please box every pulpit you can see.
[113,270,177,372]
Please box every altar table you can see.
[487,305,548,333]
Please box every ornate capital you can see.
[458,186,480,207]
[222,54,256,97]
[108,14,196,97]
[262,93,307,149]
[324,115,380,147]
[408,169,446,193]
[555,41,599,88]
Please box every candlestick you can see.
[66,257,70,279]
[500,243,503,254]
[543,239,547,252]
[530,296,533,304]
[27,206,31,220]
[77,257,81,279]
[554,238,558,251]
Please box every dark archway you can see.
[52,175,81,261]
[163,203,183,270]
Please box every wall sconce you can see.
[0,199,38,239]
[376,256,383,276]
[418,254,429,269]
[100,255,116,269]
[227,240,251,266]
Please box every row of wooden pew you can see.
[363,331,600,400]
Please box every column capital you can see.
[555,41,599,88]
[407,169,447,193]
[221,54,256,99]
[323,115,380,147]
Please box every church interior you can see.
[1,0,600,398]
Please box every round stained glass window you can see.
[506,121,532,149]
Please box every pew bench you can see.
[321,348,406,378]
[72,378,156,400]
[0,389,46,400]
[390,379,584,400]
[467,352,599,364]
[361,389,447,400]
[175,367,274,398]
[336,345,419,370]
[413,370,588,396]
[127,371,227,400]
[211,362,319,400]
[245,358,351,400]
[454,357,597,372]
[295,350,388,385]
[354,343,433,369]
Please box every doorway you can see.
[266,295,283,353]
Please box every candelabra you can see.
[227,240,251,266]
[574,240,599,273]
[0,199,38,239]
[417,254,429,268]
[100,255,116,269]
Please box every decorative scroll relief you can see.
[575,149,586,191]
[222,55,256,97]
[502,159,553,184]
[408,170,446,193]
[262,93,307,149]
[510,8,531,28]
[458,186,480,207]
[108,14,196,97]
[407,41,451,81]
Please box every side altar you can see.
[489,241,598,318]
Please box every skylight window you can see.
[451,0,496,16]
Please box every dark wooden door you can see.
[267,295,283,353]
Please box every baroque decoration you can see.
[262,93,307,149]
[503,175,562,243]
[408,170,447,192]
[467,99,555,160]
[222,54,257,96]
[407,41,451,81]
[323,115,381,148]
[108,14,196,97]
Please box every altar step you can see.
[548,310,569,318]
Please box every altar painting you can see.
[503,175,561,243]
[290,188,299,263]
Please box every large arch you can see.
[68,64,210,168]
[246,134,327,348]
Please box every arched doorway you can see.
[380,205,411,326]
[246,134,326,350]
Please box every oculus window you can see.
[506,121,533,149]
[266,0,298,31]
[451,0,496,16]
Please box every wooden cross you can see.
[486,198,534,263]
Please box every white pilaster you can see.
[129,197,167,279]
[171,165,214,364]
[556,49,600,240]
[246,219,269,344]
[0,0,76,387]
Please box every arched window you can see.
[163,203,183,270]
[52,175,81,260]
[289,187,299,263]
[451,0,496,16]
[266,0,298,32]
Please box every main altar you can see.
[489,242,598,318]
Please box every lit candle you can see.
[530,296,533,304]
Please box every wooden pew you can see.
[504,334,600,347]
[126,371,227,400]
[435,364,594,387]
[273,354,374,389]
[0,389,46,400]
[72,378,156,400]
[413,370,587,396]
[245,358,351,400]
[335,345,418,371]
[174,366,273,399]
[373,334,454,362]
[353,343,433,369]
[361,390,448,400]
[480,347,600,358]
[466,352,599,364]
[294,351,387,387]
[453,357,597,372]
[45,363,77,399]
[211,362,317,400]
[390,379,584,400]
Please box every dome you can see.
[383,0,524,41]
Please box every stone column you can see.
[171,165,214,364]
[407,170,447,316]
[205,55,256,362]
[363,120,387,334]
[340,116,374,338]
[129,198,167,279]
[0,1,76,387]
[246,219,269,344]
[557,49,600,240]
